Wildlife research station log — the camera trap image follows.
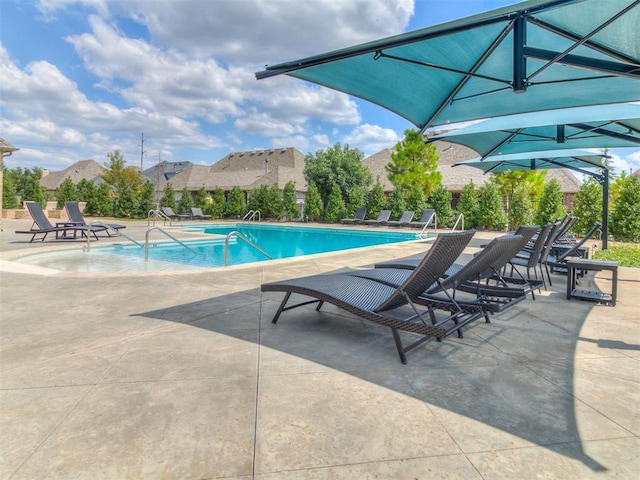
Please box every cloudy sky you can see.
[1,0,639,175]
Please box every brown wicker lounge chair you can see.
[261,230,475,364]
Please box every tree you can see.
[572,177,602,236]
[2,170,19,209]
[116,185,137,217]
[456,181,479,228]
[324,183,345,222]
[76,179,97,214]
[303,143,372,207]
[366,181,387,220]
[303,183,323,221]
[266,185,284,220]
[478,180,507,230]
[55,177,77,208]
[282,181,299,221]
[610,173,640,241]
[225,186,246,218]
[534,179,566,225]
[177,187,194,214]
[430,185,454,227]
[195,186,209,209]
[101,150,143,192]
[162,183,176,209]
[93,183,113,216]
[248,185,268,214]
[210,187,226,218]
[493,170,546,211]
[508,183,534,229]
[386,129,442,199]
[404,183,427,214]
[137,179,156,218]
[387,186,406,220]
[13,167,47,206]
[345,184,366,218]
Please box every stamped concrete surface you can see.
[0,218,638,479]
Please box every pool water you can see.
[16,224,420,273]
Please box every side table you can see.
[566,259,618,306]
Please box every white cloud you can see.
[343,123,400,156]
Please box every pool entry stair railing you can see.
[144,226,200,261]
[147,209,172,226]
[242,210,261,223]
[85,221,144,251]
[224,231,272,266]
[451,213,465,232]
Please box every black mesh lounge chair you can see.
[408,209,436,230]
[509,222,555,290]
[387,211,415,228]
[341,207,367,224]
[363,209,391,226]
[161,206,191,220]
[65,201,126,237]
[261,230,475,364]
[547,221,601,273]
[191,207,212,220]
[16,202,102,243]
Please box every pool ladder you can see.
[224,231,272,266]
[242,210,261,223]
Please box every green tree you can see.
[404,183,427,214]
[534,179,566,225]
[456,181,479,228]
[493,170,546,211]
[366,180,387,219]
[76,179,97,214]
[267,185,284,220]
[101,150,143,192]
[177,187,194,214]
[137,179,156,218]
[303,143,372,207]
[210,187,226,218]
[55,177,77,208]
[344,184,366,218]
[248,184,268,214]
[303,183,323,221]
[225,186,246,218]
[2,170,20,209]
[16,167,47,206]
[116,185,137,217]
[430,185,454,227]
[610,173,640,241]
[162,183,176,209]
[478,180,507,230]
[93,183,113,216]
[572,177,602,236]
[387,186,407,220]
[324,183,346,222]
[195,186,209,209]
[508,183,534,229]
[386,129,442,199]
[282,181,299,221]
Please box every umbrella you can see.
[256,0,640,130]
[454,148,613,247]
[430,103,640,157]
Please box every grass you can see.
[593,242,640,268]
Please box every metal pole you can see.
[602,169,609,250]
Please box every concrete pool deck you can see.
[1,218,638,479]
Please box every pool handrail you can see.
[451,213,464,232]
[225,230,272,266]
[85,221,144,251]
[147,209,172,226]
[242,210,261,223]
[145,226,200,261]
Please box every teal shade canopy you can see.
[431,102,640,157]
[453,148,607,174]
[256,0,640,130]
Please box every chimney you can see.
[41,169,50,178]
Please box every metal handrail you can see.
[145,226,199,261]
[85,221,143,251]
[451,213,465,232]
[224,230,272,266]
[147,209,171,226]
[418,213,437,238]
[242,210,261,223]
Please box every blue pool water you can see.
[16,224,420,273]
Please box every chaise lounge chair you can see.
[341,207,367,224]
[161,206,191,221]
[387,210,415,228]
[261,230,476,364]
[16,202,102,243]
[547,221,601,274]
[363,209,391,227]
[65,201,126,237]
[191,207,212,220]
[408,209,436,230]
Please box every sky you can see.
[1,0,639,176]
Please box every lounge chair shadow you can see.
[131,275,608,472]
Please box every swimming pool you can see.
[15,224,421,273]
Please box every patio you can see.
[1,218,638,478]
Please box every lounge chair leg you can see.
[271,292,291,324]
[391,329,408,364]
